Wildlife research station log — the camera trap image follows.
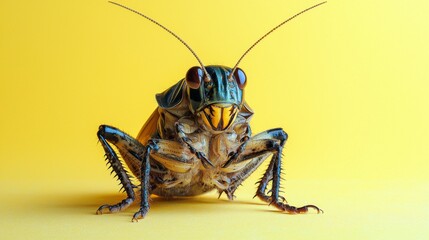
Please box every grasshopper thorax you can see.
[186,65,246,131]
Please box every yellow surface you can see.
[1,0,428,239]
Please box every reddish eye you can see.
[233,68,246,89]
[186,66,203,89]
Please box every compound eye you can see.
[186,66,203,89]
[233,68,247,89]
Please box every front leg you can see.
[96,125,140,214]
[95,125,155,221]
[222,123,251,168]
[175,122,214,168]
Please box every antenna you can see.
[229,1,327,80]
[108,1,211,80]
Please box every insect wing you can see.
[136,108,160,145]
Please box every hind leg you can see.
[222,128,322,214]
[95,125,143,214]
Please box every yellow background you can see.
[1,0,428,239]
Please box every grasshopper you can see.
[97,1,325,221]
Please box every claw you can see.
[272,201,323,214]
[96,207,104,215]
[96,198,134,215]
[132,207,149,222]
[298,204,323,214]
[96,204,112,214]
